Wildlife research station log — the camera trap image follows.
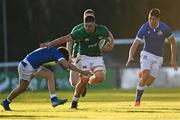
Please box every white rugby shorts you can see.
[18,59,40,82]
[76,55,105,72]
[140,51,163,78]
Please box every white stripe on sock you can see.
[7,98,11,102]
[137,84,147,90]
[50,94,57,99]
[73,96,80,102]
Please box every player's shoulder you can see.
[96,24,110,33]
[96,24,109,29]
[138,22,149,33]
[71,23,84,32]
[159,21,170,29]
[71,26,85,34]
[140,22,149,29]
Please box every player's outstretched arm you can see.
[40,34,73,48]
[126,39,141,66]
[58,60,91,76]
[168,36,178,71]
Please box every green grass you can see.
[0,88,180,120]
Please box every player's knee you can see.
[95,74,105,83]
[139,80,146,86]
[94,71,105,82]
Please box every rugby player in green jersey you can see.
[40,9,114,109]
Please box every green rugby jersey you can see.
[71,24,109,56]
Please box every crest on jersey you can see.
[157,30,163,36]
[85,38,90,42]
[148,31,150,34]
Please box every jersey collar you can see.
[149,21,159,32]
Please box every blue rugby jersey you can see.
[136,22,172,57]
[24,47,64,69]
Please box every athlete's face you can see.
[148,15,160,28]
[84,22,96,33]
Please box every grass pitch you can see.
[0,88,180,120]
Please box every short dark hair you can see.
[57,47,69,61]
[149,8,160,18]
[85,16,95,23]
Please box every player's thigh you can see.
[34,66,54,79]
[69,70,79,83]
[150,58,163,78]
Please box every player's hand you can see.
[68,56,73,63]
[126,55,134,67]
[100,43,112,52]
[81,71,93,77]
[40,43,49,48]
[170,60,178,71]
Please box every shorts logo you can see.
[142,55,147,60]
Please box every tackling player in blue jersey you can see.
[1,47,91,111]
[126,8,178,106]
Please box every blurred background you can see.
[0,0,180,92]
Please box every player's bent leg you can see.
[135,69,150,106]
[34,67,67,107]
[1,80,29,111]
[69,70,80,87]
[88,70,105,84]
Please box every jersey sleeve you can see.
[164,24,173,39]
[71,23,83,34]
[50,48,65,62]
[136,24,146,42]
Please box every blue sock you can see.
[51,96,58,102]
[135,89,144,102]
[3,98,10,105]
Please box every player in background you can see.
[1,47,91,111]
[126,8,178,106]
[40,9,114,109]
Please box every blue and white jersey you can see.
[24,47,64,69]
[136,21,173,57]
